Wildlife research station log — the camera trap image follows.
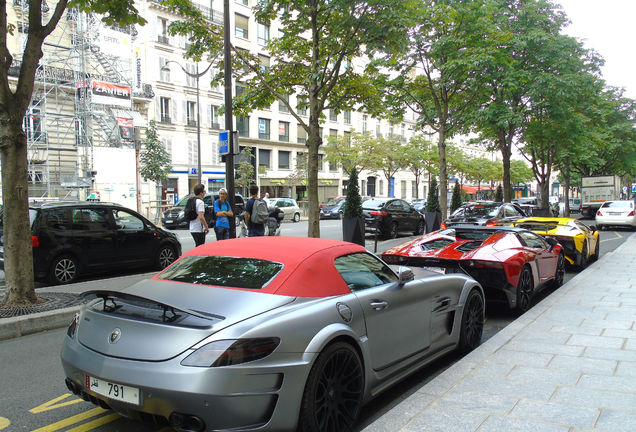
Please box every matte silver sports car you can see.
[61,237,484,432]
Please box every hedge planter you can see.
[343,217,365,246]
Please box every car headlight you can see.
[67,312,80,339]
[178,210,185,217]
[181,338,280,367]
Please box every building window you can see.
[376,120,381,137]
[259,149,271,168]
[157,17,169,44]
[401,123,406,142]
[185,63,196,87]
[235,14,249,39]
[329,160,338,172]
[160,97,171,123]
[24,107,42,141]
[236,116,249,137]
[422,185,427,198]
[279,94,289,113]
[379,179,384,196]
[278,150,290,169]
[186,101,197,126]
[297,125,307,144]
[258,118,270,140]
[362,115,367,134]
[279,121,289,142]
[389,121,394,137]
[257,22,270,45]
[188,139,198,164]
[210,105,221,129]
[329,109,337,122]
[238,0,248,4]
[236,83,246,97]
[344,131,351,143]
[161,138,173,162]
[297,97,308,116]
[28,169,44,183]
[259,55,270,73]
[317,154,324,171]
[159,58,170,82]
[344,110,351,124]
[401,180,407,199]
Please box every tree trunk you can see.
[498,128,512,203]
[306,110,321,238]
[1,126,37,306]
[438,127,448,218]
[563,162,571,217]
[539,181,550,210]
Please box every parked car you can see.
[162,193,244,229]
[512,197,538,215]
[0,201,181,285]
[382,226,564,313]
[442,201,526,228]
[410,198,427,213]
[510,217,599,268]
[595,200,636,230]
[61,237,484,431]
[363,198,425,239]
[320,196,345,208]
[270,197,301,222]
[320,197,346,219]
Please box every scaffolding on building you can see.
[10,0,149,199]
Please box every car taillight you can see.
[466,260,503,269]
[628,210,635,217]
[32,236,40,247]
[370,211,388,217]
[596,210,602,216]
[181,338,280,367]
[440,222,447,229]
[486,220,497,227]
[382,254,407,265]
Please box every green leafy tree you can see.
[402,136,437,199]
[471,0,569,203]
[343,167,362,218]
[378,0,494,217]
[450,181,462,213]
[324,132,376,175]
[366,137,407,197]
[465,157,500,195]
[426,177,441,213]
[173,0,412,238]
[495,185,503,202]
[1,2,146,307]
[235,147,256,195]
[139,121,172,203]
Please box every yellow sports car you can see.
[510,217,599,267]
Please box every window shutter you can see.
[171,99,177,123]
[155,98,161,122]
[206,105,211,128]
[181,99,186,124]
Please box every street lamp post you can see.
[161,60,215,186]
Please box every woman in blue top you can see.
[214,188,233,240]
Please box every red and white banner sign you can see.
[91,81,131,108]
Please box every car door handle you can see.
[370,300,388,311]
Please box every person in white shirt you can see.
[189,183,209,246]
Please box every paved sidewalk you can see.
[364,232,636,432]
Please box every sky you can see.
[556,0,636,100]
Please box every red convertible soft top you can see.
[154,236,367,298]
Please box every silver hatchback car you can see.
[270,197,301,222]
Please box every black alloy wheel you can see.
[552,253,565,288]
[458,289,484,353]
[387,222,398,239]
[579,243,588,269]
[49,255,79,285]
[157,245,177,269]
[515,266,534,314]
[299,342,364,432]
[413,220,424,236]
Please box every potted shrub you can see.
[425,177,442,233]
[342,168,365,246]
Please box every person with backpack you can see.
[244,184,267,237]
[188,183,209,246]
[213,188,233,240]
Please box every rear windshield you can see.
[362,199,388,209]
[601,201,633,209]
[157,255,283,289]
[452,204,499,217]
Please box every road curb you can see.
[0,305,80,341]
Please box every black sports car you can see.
[442,202,527,229]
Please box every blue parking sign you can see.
[219,130,230,155]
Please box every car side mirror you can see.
[545,237,558,249]
[397,266,414,285]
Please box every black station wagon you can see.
[0,201,181,285]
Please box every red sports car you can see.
[382,226,565,313]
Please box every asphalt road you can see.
[0,217,631,432]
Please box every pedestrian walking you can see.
[214,188,233,240]
[245,184,267,237]
[189,183,209,246]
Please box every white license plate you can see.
[423,266,445,274]
[609,212,622,216]
[86,375,140,405]
[165,219,173,223]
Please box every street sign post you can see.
[219,130,230,156]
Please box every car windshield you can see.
[362,199,388,209]
[455,204,499,217]
[157,255,283,289]
[324,197,343,206]
[175,195,193,207]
